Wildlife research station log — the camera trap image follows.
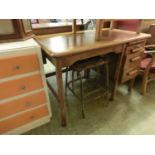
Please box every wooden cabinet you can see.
[0,19,34,42]
[121,40,146,83]
[0,39,52,134]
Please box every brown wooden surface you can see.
[32,23,84,35]
[0,19,34,42]
[35,29,151,126]
[35,29,150,57]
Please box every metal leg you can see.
[105,63,110,104]
[128,78,135,93]
[79,72,85,118]
[72,71,75,91]
[84,69,90,79]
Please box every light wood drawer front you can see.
[0,91,47,119]
[125,42,145,55]
[121,68,139,83]
[0,106,49,134]
[0,54,40,78]
[123,52,143,70]
[0,74,43,100]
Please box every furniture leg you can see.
[105,63,110,103]
[110,49,125,101]
[128,78,135,93]
[79,72,85,118]
[65,67,69,96]
[72,71,75,91]
[84,69,90,79]
[141,73,148,95]
[55,61,67,126]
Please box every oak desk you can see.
[35,29,151,126]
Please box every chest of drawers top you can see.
[0,38,39,54]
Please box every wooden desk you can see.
[35,29,151,126]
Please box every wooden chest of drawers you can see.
[0,39,52,134]
[121,40,146,83]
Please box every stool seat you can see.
[70,56,108,72]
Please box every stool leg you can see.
[105,63,110,103]
[128,78,135,93]
[84,69,90,79]
[65,67,69,96]
[72,71,75,91]
[79,72,85,118]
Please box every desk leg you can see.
[110,50,125,101]
[55,61,67,126]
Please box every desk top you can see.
[35,29,151,58]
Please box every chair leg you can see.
[65,67,69,96]
[79,72,85,118]
[105,63,110,103]
[141,73,148,95]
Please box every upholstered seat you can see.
[140,58,155,72]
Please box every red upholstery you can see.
[140,58,155,72]
[114,20,140,31]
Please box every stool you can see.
[65,56,110,118]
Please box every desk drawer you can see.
[125,42,145,55]
[121,68,139,83]
[0,105,49,134]
[0,53,40,78]
[123,52,143,70]
[0,91,47,119]
[0,74,43,100]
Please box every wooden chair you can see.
[65,56,110,118]
[140,45,155,95]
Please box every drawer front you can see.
[121,68,139,83]
[0,106,49,134]
[0,53,40,78]
[0,74,43,100]
[0,91,47,119]
[125,42,145,55]
[123,52,143,70]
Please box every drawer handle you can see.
[128,70,138,76]
[25,101,32,107]
[131,47,143,53]
[130,56,141,62]
[30,115,35,120]
[20,85,26,90]
[14,65,21,70]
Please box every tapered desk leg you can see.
[110,49,125,101]
[55,60,67,126]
